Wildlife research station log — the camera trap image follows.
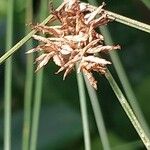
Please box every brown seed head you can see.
[27,0,121,89]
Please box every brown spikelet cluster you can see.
[27,0,121,89]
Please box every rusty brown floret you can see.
[26,0,120,89]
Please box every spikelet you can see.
[27,0,121,89]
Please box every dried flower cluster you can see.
[27,0,120,89]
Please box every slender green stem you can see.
[105,69,150,149]
[106,10,150,33]
[82,2,150,33]
[4,0,14,150]
[0,29,35,64]
[22,0,34,150]
[29,72,43,150]
[100,26,150,138]
[88,0,150,143]
[29,1,48,150]
[0,2,65,64]
[76,71,91,150]
[84,75,111,150]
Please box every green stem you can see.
[100,26,150,138]
[105,69,150,149]
[29,71,43,150]
[22,0,34,150]
[0,2,65,65]
[29,1,48,150]
[76,71,91,150]
[84,75,111,150]
[82,2,150,33]
[4,0,14,150]
[88,0,150,145]
[106,10,150,33]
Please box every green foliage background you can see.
[0,0,150,149]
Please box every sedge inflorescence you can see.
[27,0,120,89]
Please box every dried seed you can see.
[27,0,120,89]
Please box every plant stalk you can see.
[88,0,150,143]
[100,26,150,138]
[29,1,48,150]
[106,10,150,33]
[105,69,150,149]
[82,2,150,33]
[29,71,43,150]
[4,0,14,149]
[76,72,91,150]
[0,2,65,64]
[22,0,34,150]
[84,75,111,150]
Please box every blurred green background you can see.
[0,0,150,149]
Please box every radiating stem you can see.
[106,10,150,33]
[82,2,150,33]
[76,72,91,150]
[4,0,14,150]
[29,1,48,150]
[22,0,34,150]
[105,69,150,149]
[100,26,150,138]
[88,0,150,144]
[29,72,43,150]
[0,2,65,64]
[84,75,111,150]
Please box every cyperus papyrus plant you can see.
[26,1,120,89]
[26,1,150,149]
[1,0,150,150]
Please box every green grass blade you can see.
[100,26,150,138]
[76,71,91,150]
[22,0,34,150]
[29,1,48,150]
[84,76,111,150]
[105,69,150,149]
[4,0,14,149]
